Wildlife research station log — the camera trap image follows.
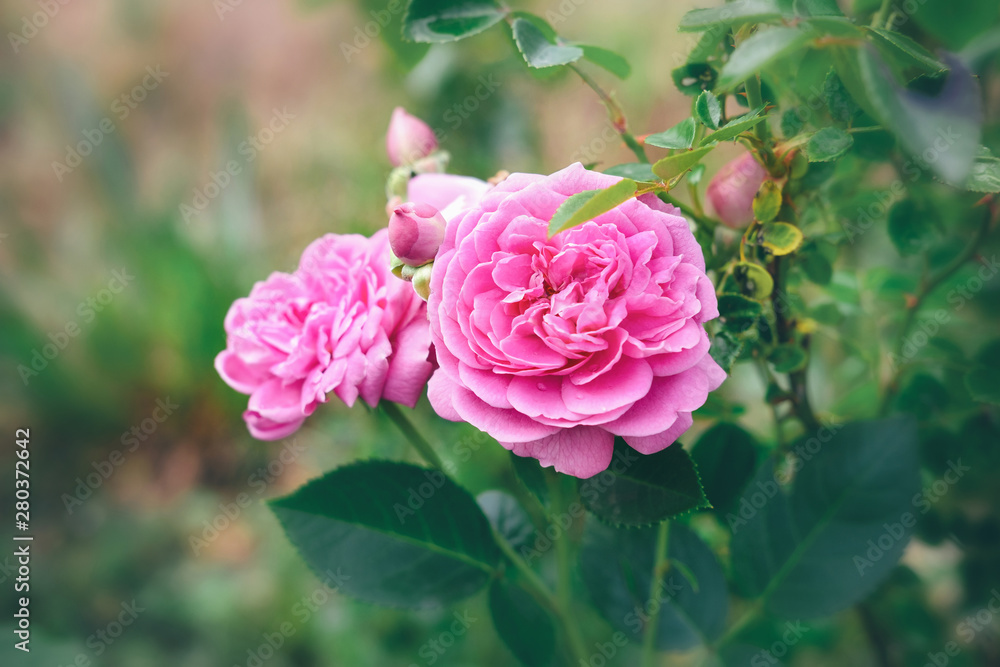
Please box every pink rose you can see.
[407,173,492,222]
[426,163,726,478]
[706,151,768,229]
[215,230,433,440]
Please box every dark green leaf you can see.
[404,0,506,43]
[478,490,535,551]
[730,417,920,618]
[695,90,722,129]
[710,330,747,373]
[717,26,815,91]
[718,293,764,333]
[795,0,843,16]
[858,47,982,185]
[966,340,1000,405]
[799,242,833,284]
[702,106,767,144]
[823,69,859,122]
[806,127,854,162]
[511,452,549,509]
[580,44,631,79]
[679,0,787,33]
[887,199,938,256]
[489,579,556,667]
[672,63,718,96]
[579,438,709,527]
[652,145,714,181]
[867,27,948,73]
[896,373,950,415]
[270,460,500,608]
[691,423,760,516]
[512,18,584,68]
[768,343,808,372]
[548,178,637,237]
[646,117,698,150]
[580,521,728,650]
[753,181,782,222]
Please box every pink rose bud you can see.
[386,107,438,167]
[706,152,768,229]
[389,202,447,267]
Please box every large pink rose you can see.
[216,230,433,440]
[426,163,726,478]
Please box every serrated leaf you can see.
[652,145,714,181]
[580,44,631,79]
[806,127,854,162]
[730,417,920,618]
[547,178,637,237]
[717,26,815,91]
[760,222,804,255]
[753,181,782,222]
[732,261,775,299]
[580,521,728,650]
[695,90,722,129]
[646,117,698,150]
[579,438,709,527]
[270,461,500,608]
[867,27,948,73]
[768,343,808,372]
[710,330,747,372]
[489,578,556,667]
[701,106,767,144]
[512,18,584,68]
[404,0,506,43]
[692,423,760,516]
[718,293,764,333]
[679,0,787,33]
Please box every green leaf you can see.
[580,44,631,79]
[672,63,718,96]
[604,162,657,181]
[269,461,500,608]
[962,151,1000,193]
[753,181,782,223]
[716,26,815,91]
[579,438,709,527]
[646,117,698,150]
[689,162,707,185]
[799,241,834,285]
[652,145,714,181]
[760,222,804,255]
[730,417,920,618]
[701,106,767,144]
[511,18,584,68]
[887,199,937,256]
[795,0,843,16]
[691,423,760,516]
[547,178,637,237]
[489,578,556,667]
[580,521,728,650]
[679,0,787,33]
[768,343,808,372]
[866,27,948,74]
[823,69,859,122]
[732,261,775,299]
[806,127,854,162]
[695,90,722,129]
[966,340,1000,405]
[718,293,764,333]
[404,0,506,43]
[478,490,535,551]
[858,47,982,185]
[709,330,747,373]
[511,452,550,510]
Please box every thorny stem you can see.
[569,63,649,164]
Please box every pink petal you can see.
[502,426,615,478]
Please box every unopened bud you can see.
[706,152,768,229]
[386,107,438,167]
[388,202,447,267]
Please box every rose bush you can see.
[215,230,433,439]
[426,163,726,477]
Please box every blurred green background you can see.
[2,0,1000,665]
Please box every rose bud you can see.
[388,202,447,267]
[386,107,438,167]
[706,151,768,229]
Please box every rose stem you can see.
[640,519,671,666]
[381,402,445,470]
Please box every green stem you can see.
[569,63,648,163]
[640,520,671,666]
[771,256,820,432]
[714,600,764,650]
[547,473,573,608]
[879,204,994,414]
[743,75,769,142]
[870,0,894,28]
[381,402,445,470]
